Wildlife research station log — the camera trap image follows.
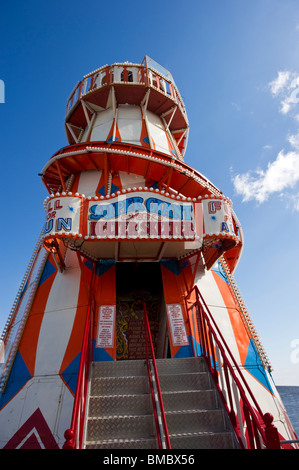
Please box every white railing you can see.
[66,62,187,120]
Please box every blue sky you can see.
[0,0,299,385]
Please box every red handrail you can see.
[63,264,95,449]
[143,302,171,449]
[143,312,162,449]
[185,285,280,449]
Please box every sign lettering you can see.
[166,304,189,347]
[42,191,238,248]
[96,305,116,348]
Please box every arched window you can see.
[127,70,133,82]
[121,68,134,83]
[101,72,107,86]
[159,79,166,93]
[93,73,100,89]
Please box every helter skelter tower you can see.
[0,57,298,450]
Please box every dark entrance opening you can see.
[115,262,166,360]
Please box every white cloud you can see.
[231,102,241,111]
[291,193,299,211]
[269,71,291,95]
[232,150,299,207]
[288,131,299,149]
[232,70,299,211]
[269,70,299,115]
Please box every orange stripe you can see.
[19,255,57,376]
[211,270,250,365]
[70,173,80,193]
[59,261,92,374]
[160,265,190,357]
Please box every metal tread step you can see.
[91,359,148,378]
[161,389,220,411]
[90,375,150,395]
[84,357,238,449]
[158,371,212,391]
[165,408,224,416]
[168,430,237,449]
[89,392,149,397]
[85,437,158,449]
[88,393,152,417]
[87,413,153,420]
[156,357,208,375]
[165,408,228,434]
[168,429,233,438]
[86,414,156,441]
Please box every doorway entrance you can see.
[115,262,168,361]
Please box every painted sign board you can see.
[166,303,189,347]
[42,191,238,252]
[96,305,116,348]
[88,191,199,240]
[44,196,82,237]
[202,198,236,236]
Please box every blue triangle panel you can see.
[110,183,120,194]
[61,352,81,396]
[107,136,120,143]
[95,260,115,277]
[181,259,190,269]
[93,347,115,362]
[244,339,273,394]
[212,261,229,285]
[0,351,32,409]
[38,259,56,287]
[84,259,94,271]
[173,342,193,359]
[60,342,115,396]
[161,259,181,276]
[97,185,106,196]
[84,259,115,277]
[97,183,120,196]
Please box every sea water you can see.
[277,386,299,437]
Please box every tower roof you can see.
[64,57,189,159]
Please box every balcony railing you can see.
[66,61,186,119]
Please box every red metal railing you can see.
[62,265,284,449]
[185,285,281,449]
[63,265,95,449]
[143,302,171,449]
[63,277,171,448]
[66,62,185,117]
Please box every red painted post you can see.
[264,413,281,449]
[63,429,75,449]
